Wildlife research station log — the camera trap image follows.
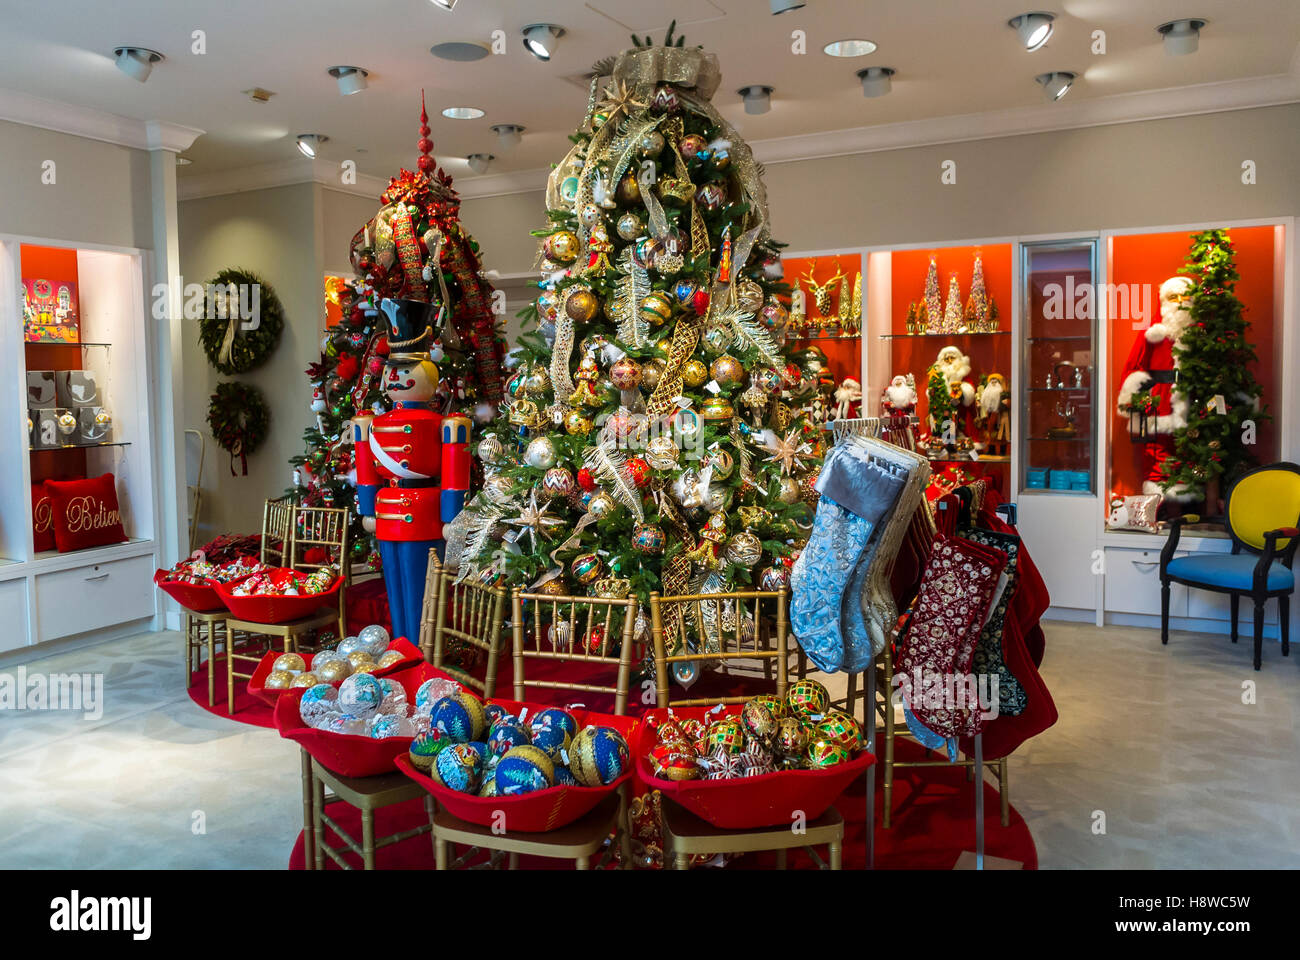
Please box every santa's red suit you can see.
[1115,276,1194,500]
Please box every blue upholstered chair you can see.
[1160,462,1300,670]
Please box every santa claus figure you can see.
[833,377,863,420]
[976,372,1010,455]
[1116,275,1194,499]
[927,346,976,445]
[880,374,917,416]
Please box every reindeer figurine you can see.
[803,260,845,335]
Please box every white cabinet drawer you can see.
[0,579,29,653]
[35,555,156,643]
[1104,548,1188,617]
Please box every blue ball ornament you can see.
[568,726,631,786]
[495,745,556,796]
[429,690,487,743]
[487,719,532,760]
[531,722,572,762]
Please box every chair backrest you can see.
[1226,462,1300,556]
[261,496,296,566]
[433,566,509,697]
[649,588,789,709]
[418,549,443,662]
[290,504,352,630]
[512,588,638,716]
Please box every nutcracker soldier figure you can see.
[355,297,471,641]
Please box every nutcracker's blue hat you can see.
[379,297,438,364]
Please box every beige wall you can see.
[0,120,155,249]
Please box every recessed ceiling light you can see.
[521,23,565,61]
[176,156,192,166]
[857,66,895,98]
[296,134,329,158]
[1157,19,1206,56]
[467,153,495,174]
[442,106,485,120]
[113,46,164,82]
[327,66,368,95]
[429,0,457,9]
[430,41,490,62]
[491,123,526,148]
[1008,12,1055,52]
[1035,71,1075,101]
[738,85,773,115]
[770,0,805,14]
[823,39,877,58]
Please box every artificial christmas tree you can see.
[452,27,821,649]
[1159,230,1267,507]
[942,273,963,334]
[964,254,990,331]
[921,256,941,333]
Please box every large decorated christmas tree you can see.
[290,97,508,564]
[452,27,822,623]
[1160,229,1267,504]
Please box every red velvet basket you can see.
[247,638,423,708]
[215,568,341,624]
[395,701,638,833]
[634,706,874,829]
[273,661,452,778]
[154,568,230,613]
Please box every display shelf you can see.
[27,536,154,566]
[1026,335,1090,342]
[926,454,1011,464]
[879,331,1009,340]
[788,335,862,342]
[29,440,131,451]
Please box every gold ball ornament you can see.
[741,698,780,746]
[565,288,600,323]
[565,410,594,435]
[591,109,610,131]
[544,231,580,263]
[523,365,552,395]
[615,172,642,205]
[725,531,763,566]
[679,134,707,159]
[639,292,674,327]
[710,354,745,385]
[705,717,747,755]
[681,359,709,388]
[801,470,821,507]
[347,651,375,670]
[774,717,809,758]
[609,356,643,391]
[700,323,734,356]
[616,211,644,241]
[807,738,852,768]
[273,653,306,673]
[316,659,352,683]
[537,578,568,597]
[814,710,863,752]
[290,672,320,689]
[587,491,617,518]
[787,678,830,719]
[376,650,405,668]
[645,435,680,470]
[265,670,293,690]
[736,279,766,313]
[699,396,734,422]
[640,358,665,391]
[703,448,734,479]
[777,477,801,504]
[351,663,377,675]
[637,130,666,157]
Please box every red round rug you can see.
[287,738,1036,870]
[187,652,275,728]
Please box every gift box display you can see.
[78,407,113,444]
[26,371,56,406]
[29,408,68,450]
[55,370,99,408]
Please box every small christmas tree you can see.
[1160,229,1268,505]
[964,255,990,330]
[922,256,942,333]
[942,273,963,334]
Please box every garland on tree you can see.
[208,380,270,476]
[198,268,284,375]
[1160,230,1268,503]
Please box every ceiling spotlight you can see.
[113,46,164,82]
[491,123,525,148]
[327,66,368,95]
[1157,19,1206,56]
[176,156,192,166]
[429,0,457,9]
[770,0,806,14]
[1035,71,1075,102]
[442,106,485,120]
[467,153,495,174]
[857,66,895,98]
[738,85,773,115]
[823,39,877,58]
[1008,13,1055,52]
[521,24,565,61]
[296,134,329,158]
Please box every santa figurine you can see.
[926,346,976,446]
[975,372,1010,455]
[880,373,917,417]
[1116,276,1195,500]
[832,377,863,420]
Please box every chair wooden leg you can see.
[829,838,842,870]
[301,749,315,871]
[1281,596,1290,657]
[362,809,376,870]
[998,757,1010,828]
[775,848,787,870]
[435,838,448,870]
[206,622,216,707]
[1160,581,1171,645]
[509,852,519,870]
[1230,593,1240,643]
[673,851,689,870]
[312,772,325,870]
[424,796,437,862]
[575,854,589,870]
[226,633,237,716]
[1252,599,1264,671]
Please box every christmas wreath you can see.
[199,268,284,375]
[207,381,270,476]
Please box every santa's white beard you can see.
[886,383,915,408]
[938,358,971,383]
[979,382,1004,416]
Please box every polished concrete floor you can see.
[1,620,1296,869]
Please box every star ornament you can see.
[761,429,813,477]
[504,490,566,553]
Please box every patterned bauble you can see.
[524,436,558,469]
[645,435,680,470]
[801,470,821,507]
[639,292,674,327]
[570,553,604,585]
[681,359,709,388]
[637,129,666,157]
[814,710,863,752]
[579,202,604,228]
[700,323,734,356]
[530,707,579,740]
[616,211,644,241]
[523,365,552,395]
[679,134,708,159]
[530,722,572,763]
[699,396,734,421]
[337,674,384,718]
[358,624,390,658]
[273,652,306,673]
[433,741,486,793]
[484,475,514,502]
[569,726,631,786]
[759,564,789,592]
[408,731,451,772]
[496,745,556,795]
[774,717,810,758]
[565,410,594,435]
[705,717,747,755]
[626,455,651,488]
[671,408,702,442]
[544,231,580,263]
[652,85,681,113]
[537,578,568,598]
[265,670,293,690]
[315,658,351,683]
[429,690,487,742]
[640,358,665,391]
[477,435,504,463]
[787,678,830,719]
[752,366,784,395]
[672,278,698,307]
[590,109,610,131]
[736,279,766,313]
[725,531,763,567]
[541,467,575,500]
[703,447,734,480]
[777,477,801,504]
[807,738,852,768]
[708,354,743,385]
[741,698,780,746]
[587,491,617,518]
[696,182,727,211]
[760,298,789,331]
[632,523,667,555]
[609,356,642,390]
[751,694,789,722]
[478,768,498,797]
[565,288,600,323]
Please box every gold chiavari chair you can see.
[648,587,844,870]
[426,587,637,870]
[417,550,442,663]
[431,566,508,697]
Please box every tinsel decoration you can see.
[582,440,646,522]
[613,246,652,348]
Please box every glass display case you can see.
[1020,239,1097,495]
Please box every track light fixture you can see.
[738,85,773,115]
[113,46,164,82]
[296,134,329,158]
[1035,71,1075,102]
[429,0,458,9]
[1008,13,1055,52]
[327,66,369,95]
[490,123,525,148]
[770,0,806,14]
[857,66,895,98]
[1157,19,1206,55]
[521,24,565,61]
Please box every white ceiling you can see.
[0,0,1297,187]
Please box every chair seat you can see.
[431,791,621,857]
[660,796,844,852]
[311,761,426,810]
[1166,554,1294,593]
[227,608,337,634]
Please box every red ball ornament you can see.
[335,354,360,382]
[626,456,651,488]
[692,290,711,316]
[577,467,597,492]
[375,337,390,357]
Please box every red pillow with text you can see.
[45,473,127,552]
[31,483,55,553]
